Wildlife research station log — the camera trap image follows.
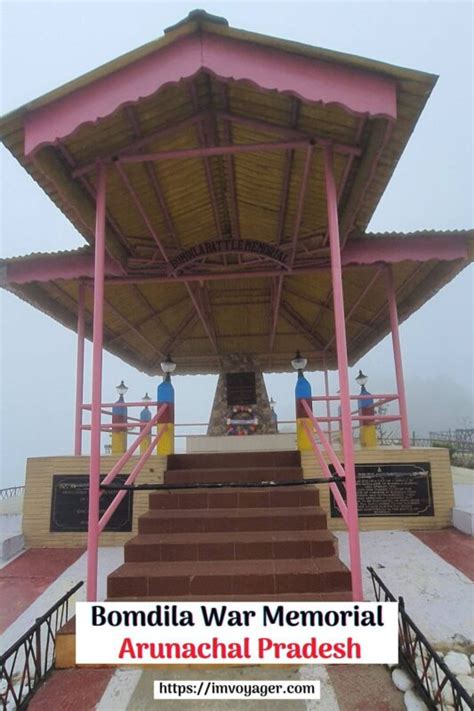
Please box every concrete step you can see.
[164,466,303,485]
[124,529,337,562]
[138,506,328,534]
[107,557,352,599]
[108,591,353,602]
[166,450,301,470]
[149,485,319,510]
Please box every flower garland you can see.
[226,405,258,436]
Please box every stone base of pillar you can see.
[207,354,277,436]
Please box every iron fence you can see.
[0,488,25,501]
[368,567,473,710]
[0,581,83,710]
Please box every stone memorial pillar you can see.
[207,355,277,436]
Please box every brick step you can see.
[108,591,353,602]
[149,486,319,510]
[166,451,301,471]
[107,557,351,598]
[164,466,303,485]
[138,506,328,534]
[125,529,337,562]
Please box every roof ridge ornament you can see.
[164,9,229,35]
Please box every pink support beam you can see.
[219,85,240,240]
[189,83,223,239]
[386,266,410,448]
[25,33,396,156]
[324,368,332,444]
[186,283,219,353]
[86,163,106,602]
[324,266,383,352]
[324,145,363,602]
[74,282,86,456]
[289,144,314,267]
[268,276,283,352]
[340,120,394,249]
[73,112,209,178]
[57,141,132,257]
[107,295,189,344]
[268,100,300,363]
[280,300,327,350]
[115,123,219,354]
[218,111,362,158]
[84,283,165,358]
[115,140,310,165]
[125,105,183,251]
[337,117,366,203]
[115,163,170,264]
[161,308,199,353]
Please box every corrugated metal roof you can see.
[1,11,470,375]
[1,230,471,375]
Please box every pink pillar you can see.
[324,369,332,444]
[86,163,106,602]
[74,282,85,456]
[385,266,410,448]
[324,146,363,601]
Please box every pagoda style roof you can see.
[0,10,472,374]
[1,230,471,374]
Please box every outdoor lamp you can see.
[291,350,307,372]
[356,370,368,388]
[270,397,276,408]
[160,354,176,379]
[142,392,152,406]
[116,380,128,399]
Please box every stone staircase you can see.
[107,450,352,601]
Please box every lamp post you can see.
[292,351,313,452]
[157,355,176,455]
[270,397,278,432]
[356,370,377,448]
[139,392,152,454]
[112,380,128,454]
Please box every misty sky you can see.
[1,1,473,487]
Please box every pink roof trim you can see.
[24,33,397,156]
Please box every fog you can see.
[1,2,472,487]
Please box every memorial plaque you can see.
[50,474,133,532]
[226,372,257,406]
[330,462,434,518]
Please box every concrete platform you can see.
[452,468,474,536]
[186,433,296,453]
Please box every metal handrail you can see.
[368,568,473,711]
[0,581,83,710]
[0,487,25,500]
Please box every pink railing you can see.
[308,393,402,429]
[299,390,403,603]
[85,401,169,601]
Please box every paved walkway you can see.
[28,663,404,710]
[0,548,83,633]
[1,528,472,709]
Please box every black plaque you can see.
[50,474,133,532]
[330,462,434,518]
[226,372,257,406]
